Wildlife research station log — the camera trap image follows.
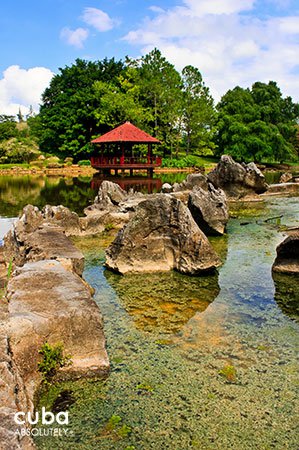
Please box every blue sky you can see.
[1,0,298,115]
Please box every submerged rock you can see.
[6,259,110,405]
[207,155,268,198]
[106,194,221,274]
[272,271,299,321]
[188,183,228,235]
[272,232,299,274]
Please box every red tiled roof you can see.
[91,121,160,144]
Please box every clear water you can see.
[34,196,299,450]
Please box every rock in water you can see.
[188,183,229,235]
[207,155,268,197]
[6,260,110,404]
[272,233,299,274]
[106,194,221,274]
[93,180,127,210]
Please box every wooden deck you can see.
[91,156,162,170]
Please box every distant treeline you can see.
[1,48,299,164]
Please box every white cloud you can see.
[60,27,89,48]
[123,1,299,103]
[82,7,116,32]
[0,65,54,116]
[183,0,255,15]
[278,16,299,34]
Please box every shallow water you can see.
[34,196,299,450]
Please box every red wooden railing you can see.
[91,155,162,167]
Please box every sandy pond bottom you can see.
[35,197,299,450]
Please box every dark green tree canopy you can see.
[39,58,124,160]
[216,81,299,162]
[37,50,216,159]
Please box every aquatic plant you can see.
[38,342,72,385]
[218,365,237,383]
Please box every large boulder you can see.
[188,183,229,235]
[92,180,127,210]
[272,233,299,274]
[106,194,221,274]
[6,259,110,406]
[173,173,209,192]
[207,155,268,197]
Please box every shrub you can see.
[78,159,91,166]
[38,342,72,385]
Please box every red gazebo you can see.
[91,121,162,176]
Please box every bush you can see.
[78,159,91,166]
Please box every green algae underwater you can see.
[35,196,299,450]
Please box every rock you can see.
[42,205,81,236]
[93,180,127,210]
[0,247,6,290]
[207,155,268,197]
[263,183,299,196]
[106,194,221,274]
[161,183,173,193]
[173,173,209,192]
[279,172,293,183]
[272,272,299,321]
[272,233,299,274]
[0,295,35,449]
[188,183,229,235]
[6,259,110,405]
[4,224,84,276]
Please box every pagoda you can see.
[91,121,162,176]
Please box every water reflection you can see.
[0,175,95,217]
[272,272,299,321]
[0,173,187,218]
[104,269,220,333]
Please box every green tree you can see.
[127,48,183,154]
[38,58,124,160]
[0,115,17,141]
[181,65,216,155]
[216,82,299,162]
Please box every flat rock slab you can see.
[5,225,84,276]
[7,260,110,403]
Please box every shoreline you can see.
[0,165,196,177]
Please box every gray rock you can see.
[173,173,209,192]
[188,183,228,235]
[42,204,81,236]
[4,224,84,276]
[6,260,110,405]
[279,172,293,183]
[106,194,221,274]
[272,232,299,274]
[93,180,127,210]
[161,183,173,193]
[207,155,268,197]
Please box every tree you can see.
[181,65,216,155]
[0,115,17,141]
[216,82,299,162]
[38,58,124,160]
[127,49,183,154]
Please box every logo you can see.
[14,408,72,437]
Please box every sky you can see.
[0,0,298,116]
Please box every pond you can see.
[0,172,187,219]
[0,174,298,449]
[32,196,298,450]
